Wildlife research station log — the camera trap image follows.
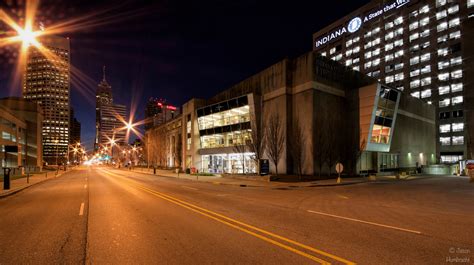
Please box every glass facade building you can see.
[313,0,474,163]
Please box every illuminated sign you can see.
[347,17,362,33]
[315,0,410,48]
[166,105,177,111]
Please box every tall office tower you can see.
[144,97,180,130]
[23,35,70,165]
[95,67,128,150]
[312,0,474,164]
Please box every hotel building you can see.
[23,35,70,165]
[312,0,474,164]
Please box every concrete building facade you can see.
[0,97,44,171]
[145,52,436,176]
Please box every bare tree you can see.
[174,133,183,169]
[290,118,305,180]
[265,113,285,176]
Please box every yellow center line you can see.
[99,168,356,265]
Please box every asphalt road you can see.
[0,166,472,264]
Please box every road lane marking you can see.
[337,195,349,199]
[307,210,422,235]
[84,184,87,189]
[100,169,355,264]
[79,202,85,216]
[181,186,198,191]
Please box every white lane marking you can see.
[307,210,422,235]
[79,202,85,216]
[84,184,87,189]
[216,194,229,197]
[181,186,198,191]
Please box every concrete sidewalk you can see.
[0,170,69,198]
[122,167,368,188]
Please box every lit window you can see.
[452,123,464,132]
[353,58,360,63]
[452,96,463,105]
[420,17,430,26]
[395,73,404,81]
[449,31,461,40]
[394,50,403,58]
[410,56,420,65]
[353,46,360,53]
[449,18,460,28]
[420,53,430,62]
[437,21,448,32]
[345,59,352,66]
[451,83,463,93]
[451,70,462,79]
[385,75,394,83]
[394,63,403,70]
[385,54,394,62]
[385,31,394,40]
[421,77,431,86]
[440,124,451,133]
[365,61,372,69]
[394,39,403,47]
[410,79,420,88]
[373,58,380,66]
[440,137,451,146]
[450,56,462,66]
[346,39,353,47]
[448,5,459,14]
[436,0,446,7]
[437,10,447,20]
[409,21,419,31]
[452,136,464,145]
[385,43,394,51]
[439,98,450,107]
[353,36,360,42]
[385,21,394,30]
[330,47,336,55]
[439,72,450,81]
[421,89,431,98]
[439,86,450,95]
[409,32,419,42]
[421,65,431,74]
[438,60,450,70]
[420,5,429,14]
[394,16,403,25]
[410,69,420,77]
[469,0,474,8]
[365,51,372,59]
[438,35,448,43]
[353,65,359,71]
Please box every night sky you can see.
[0,0,369,151]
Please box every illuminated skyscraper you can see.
[23,35,70,165]
[95,67,127,150]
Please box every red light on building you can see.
[157,102,163,107]
[166,105,177,111]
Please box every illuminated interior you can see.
[198,105,250,130]
[370,87,398,144]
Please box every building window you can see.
[411,91,420,98]
[469,0,474,8]
[438,34,448,43]
[452,123,464,132]
[437,10,447,20]
[421,65,431,74]
[438,60,449,70]
[452,96,463,105]
[449,31,461,40]
[451,83,463,93]
[452,136,464,145]
[421,77,431,86]
[420,5,429,14]
[453,110,463,118]
[451,56,462,66]
[436,0,446,7]
[409,32,419,42]
[440,124,451,133]
[421,89,431,98]
[440,137,451,146]
[448,5,459,14]
[410,79,420,88]
[449,18,460,28]
[385,75,394,83]
[420,17,430,26]
[439,98,450,107]
[410,69,420,77]
[451,70,462,79]
[437,21,448,32]
[438,72,449,81]
[440,111,451,119]
[439,86,450,95]
[420,53,430,62]
[410,56,419,65]
[409,21,419,31]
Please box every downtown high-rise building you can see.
[144,97,180,130]
[95,67,127,150]
[23,35,70,165]
[312,0,474,163]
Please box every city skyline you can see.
[0,0,369,151]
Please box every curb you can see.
[0,170,70,199]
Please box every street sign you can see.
[259,159,270,175]
[335,163,344,173]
